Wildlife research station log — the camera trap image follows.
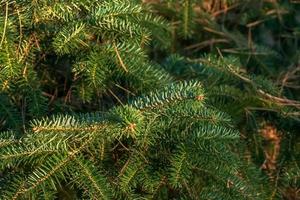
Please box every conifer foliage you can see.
[0,0,299,199]
[0,81,267,199]
[0,0,171,130]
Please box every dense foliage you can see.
[0,0,299,199]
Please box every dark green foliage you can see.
[1,0,299,199]
[0,81,268,199]
[0,0,172,129]
[151,1,300,199]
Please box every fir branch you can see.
[72,157,113,200]
[130,80,205,110]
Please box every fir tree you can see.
[0,0,299,199]
[0,81,269,199]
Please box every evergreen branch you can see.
[0,1,8,47]
[130,80,205,110]
[164,101,233,126]
[0,131,17,148]
[186,124,240,141]
[0,148,56,163]
[30,115,108,133]
[93,0,142,18]
[188,56,300,110]
[11,136,94,199]
[0,135,67,168]
[118,156,143,192]
[72,157,112,200]
[0,1,292,199]
[53,23,88,55]
[169,148,188,188]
